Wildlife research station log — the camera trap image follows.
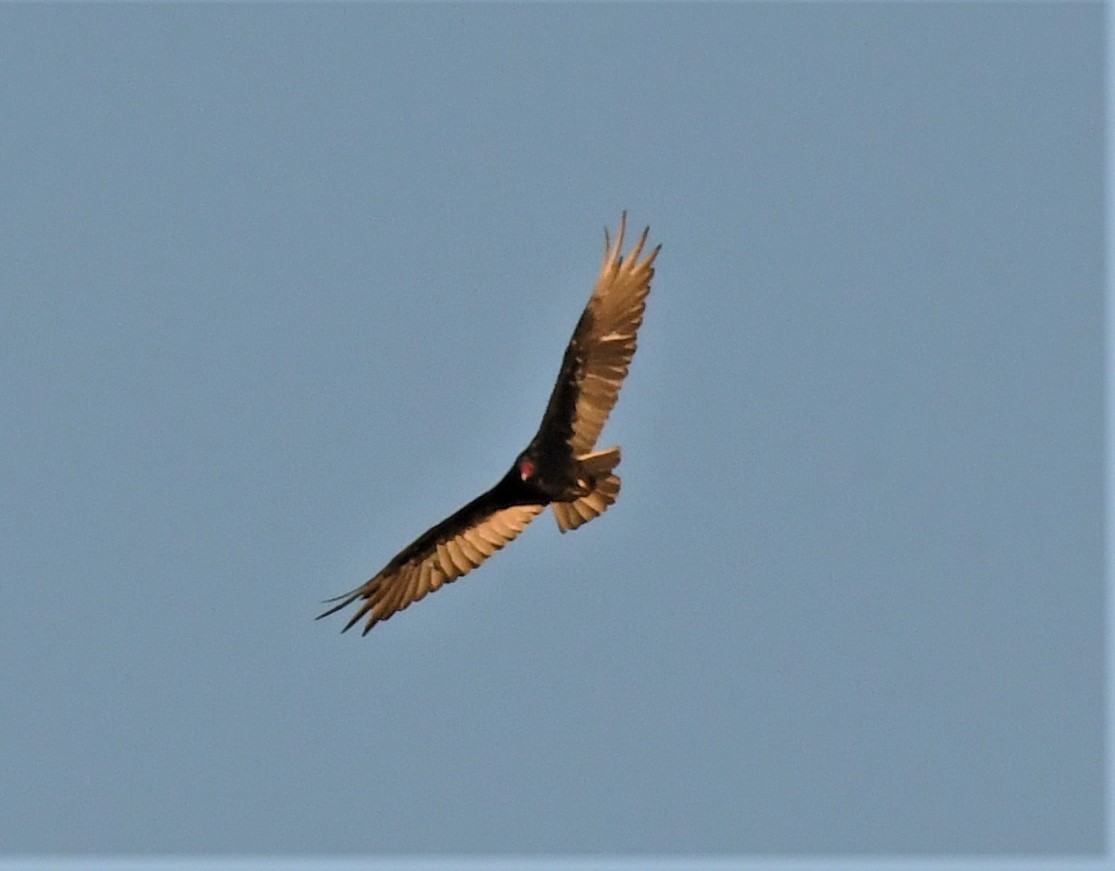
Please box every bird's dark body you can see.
[319,215,659,634]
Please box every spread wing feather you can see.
[533,213,660,458]
[318,490,543,635]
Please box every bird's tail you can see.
[552,446,622,533]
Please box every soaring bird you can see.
[319,214,660,634]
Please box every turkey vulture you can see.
[319,214,660,634]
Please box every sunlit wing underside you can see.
[319,501,544,634]
[562,215,660,457]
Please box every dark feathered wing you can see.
[533,214,661,460]
[318,490,544,634]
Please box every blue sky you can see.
[0,2,1103,861]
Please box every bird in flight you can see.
[319,214,660,634]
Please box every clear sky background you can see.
[0,2,1103,859]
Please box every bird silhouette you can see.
[319,214,660,634]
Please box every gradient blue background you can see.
[0,3,1102,857]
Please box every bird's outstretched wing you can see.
[533,213,660,459]
[318,490,544,634]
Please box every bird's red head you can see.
[518,458,535,481]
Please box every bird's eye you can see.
[519,459,535,480]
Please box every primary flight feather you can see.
[319,214,660,634]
